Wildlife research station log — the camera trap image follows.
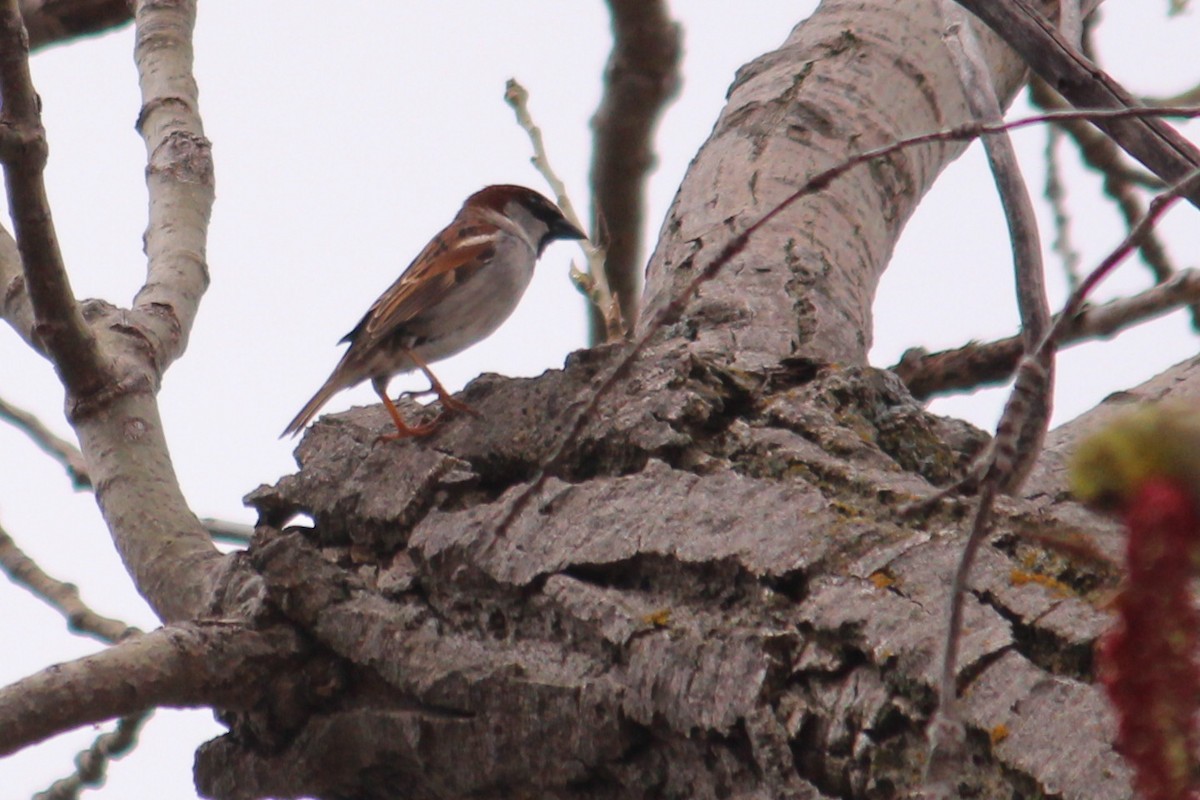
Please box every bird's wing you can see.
[342,226,500,348]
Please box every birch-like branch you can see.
[48,0,224,623]
[0,623,301,757]
[0,0,107,396]
[588,0,681,341]
[129,0,213,370]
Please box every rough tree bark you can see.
[189,1,1152,798]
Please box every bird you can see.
[282,184,587,439]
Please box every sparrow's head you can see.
[467,184,587,255]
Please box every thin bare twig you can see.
[0,521,137,644]
[0,393,251,542]
[492,105,1200,538]
[925,11,1053,787]
[894,268,1200,399]
[0,394,90,487]
[1031,77,1200,329]
[34,711,152,800]
[921,168,1200,795]
[589,0,681,342]
[943,3,1053,496]
[504,78,623,341]
[1044,125,1084,291]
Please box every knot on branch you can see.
[148,128,213,184]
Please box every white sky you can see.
[1,2,1197,797]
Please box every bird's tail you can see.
[281,377,346,438]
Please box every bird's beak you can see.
[553,217,588,243]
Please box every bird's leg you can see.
[372,377,439,439]
[405,348,481,418]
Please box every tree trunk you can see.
[195,2,1151,797]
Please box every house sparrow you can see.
[282,184,586,439]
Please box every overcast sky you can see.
[2,3,1198,797]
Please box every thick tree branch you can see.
[638,0,1091,371]
[0,623,301,758]
[129,0,213,370]
[0,0,108,396]
[894,268,1200,399]
[588,0,681,341]
[0,520,136,643]
[954,0,1200,209]
[20,0,131,50]
[46,0,225,624]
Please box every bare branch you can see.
[1030,78,1200,330]
[1043,126,1084,290]
[20,0,131,50]
[0,623,301,757]
[942,3,1052,496]
[0,0,108,395]
[926,13,1054,787]
[129,0,214,370]
[588,0,681,341]
[504,79,622,340]
[49,0,226,624]
[0,393,90,487]
[894,269,1200,398]
[34,711,151,800]
[954,0,1200,209]
[0,520,137,643]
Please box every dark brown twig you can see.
[588,0,681,342]
[0,0,107,396]
[1031,77,1199,329]
[895,268,1200,399]
[954,0,1200,208]
[1043,125,1084,291]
